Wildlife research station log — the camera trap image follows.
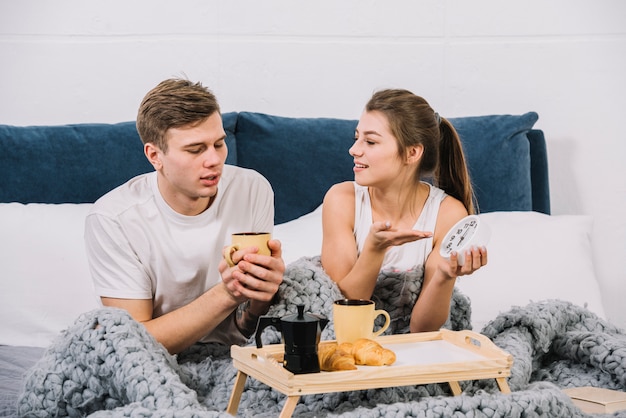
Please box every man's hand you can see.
[220,238,285,308]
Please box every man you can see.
[84,78,284,354]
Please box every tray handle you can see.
[444,330,510,358]
[251,349,285,369]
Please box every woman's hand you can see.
[366,221,433,252]
[440,245,488,279]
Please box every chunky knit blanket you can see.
[17,256,626,417]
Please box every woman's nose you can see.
[349,142,361,157]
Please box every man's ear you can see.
[144,143,162,170]
[406,144,424,164]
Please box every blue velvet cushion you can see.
[235,112,357,224]
[449,112,539,213]
[236,111,539,224]
[0,121,152,204]
[0,112,238,204]
[222,112,238,166]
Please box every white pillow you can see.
[273,205,323,265]
[455,211,606,331]
[275,208,606,333]
[0,203,100,347]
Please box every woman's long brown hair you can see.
[365,89,475,214]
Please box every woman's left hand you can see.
[443,245,488,278]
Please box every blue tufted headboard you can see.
[0,111,549,224]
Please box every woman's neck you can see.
[368,181,430,228]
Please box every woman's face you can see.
[350,110,404,188]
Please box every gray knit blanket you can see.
[17,256,626,417]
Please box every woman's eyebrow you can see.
[360,129,382,137]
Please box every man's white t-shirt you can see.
[84,165,274,345]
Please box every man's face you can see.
[146,112,228,215]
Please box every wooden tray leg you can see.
[495,377,511,394]
[227,370,248,416]
[279,396,300,418]
[448,381,462,396]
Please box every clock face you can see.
[439,215,490,266]
[441,217,479,257]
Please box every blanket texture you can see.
[17,256,626,417]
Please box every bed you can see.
[0,111,620,417]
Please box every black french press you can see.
[255,304,329,374]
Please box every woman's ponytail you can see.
[436,118,476,214]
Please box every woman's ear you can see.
[406,144,424,164]
[144,143,163,170]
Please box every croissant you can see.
[318,339,396,371]
[318,342,357,371]
[349,338,397,366]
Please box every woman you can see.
[321,89,487,332]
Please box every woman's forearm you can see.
[334,245,386,299]
[409,272,456,332]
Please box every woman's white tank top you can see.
[353,182,447,271]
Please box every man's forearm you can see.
[144,283,239,354]
[235,297,279,337]
[235,301,261,337]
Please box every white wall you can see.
[1,0,625,327]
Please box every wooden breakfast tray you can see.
[227,329,513,418]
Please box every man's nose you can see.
[203,149,222,167]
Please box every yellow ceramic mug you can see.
[224,232,271,267]
[333,299,391,344]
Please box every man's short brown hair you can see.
[136,78,221,152]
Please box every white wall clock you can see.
[439,215,491,266]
